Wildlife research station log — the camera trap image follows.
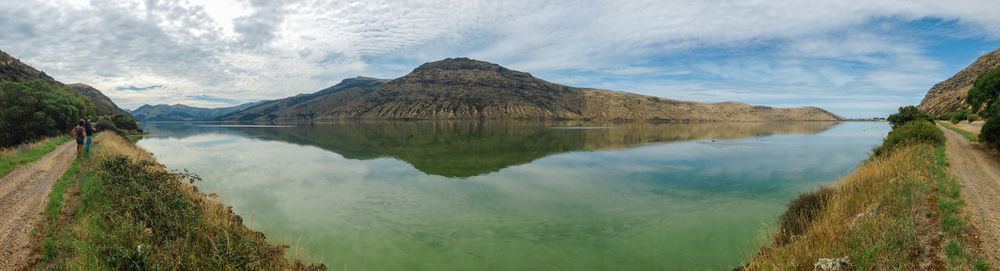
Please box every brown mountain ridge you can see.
[227,58,843,122]
[918,47,1000,115]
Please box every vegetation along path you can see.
[940,124,1000,266]
[0,141,75,270]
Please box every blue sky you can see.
[2,0,999,118]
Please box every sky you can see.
[2,0,1000,118]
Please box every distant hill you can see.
[131,102,260,121]
[0,49,60,86]
[224,58,843,122]
[217,77,389,122]
[68,83,131,117]
[1,49,132,119]
[918,47,1000,115]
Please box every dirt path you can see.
[939,125,1000,266]
[0,141,76,270]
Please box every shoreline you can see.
[29,131,327,270]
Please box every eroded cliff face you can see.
[315,58,843,122]
[918,47,1000,115]
[218,57,842,122]
[319,58,586,120]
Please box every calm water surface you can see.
[137,121,889,270]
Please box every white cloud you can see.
[1,0,998,114]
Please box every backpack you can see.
[74,126,84,138]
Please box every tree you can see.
[966,66,1000,146]
[886,105,932,128]
[111,113,138,130]
[0,80,94,147]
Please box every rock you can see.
[813,256,850,271]
[918,47,1000,115]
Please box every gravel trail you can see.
[940,125,1000,266]
[0,141,75,270]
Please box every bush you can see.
[980,103,1000,147]
[777,187,834,244]
[111,113,138,130]
[967,65,1000,146]
[874,120,944,156]
[887,106,932,128]
[968,114,981,122]
[95,120,126,137]
[0,80,94,147]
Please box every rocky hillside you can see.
[0,50,60,86]
[219,77,388,122]
[130,102,259,121]
[68,84,131,117]
[217,58,841,122]
[309,58,842,122]
[918,47,1000,115]
[580,89,842,122]
[1,49,131,118]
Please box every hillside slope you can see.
[130,102,259,121]
[918,47,1000,115]
[1,49,130,118]
[0,50,60,86]
[314,58,842,121]
[217,77,388,122]
[321,59,586,120]
[67,84,131,117]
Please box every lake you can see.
[137,121,889,270]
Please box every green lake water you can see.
[137,121,889,270]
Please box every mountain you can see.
[0,49,60,86]
[130,102,260,121]
[217,76,389,122]
[312,58,842,121]
[918,47,1000,115]
[1,49,131,118]
[68,83,131,117]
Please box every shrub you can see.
[968,114,980,122]
[980,103,1000,147]
[874,120,944,156]
[777,186,834,244]
[0,80,94,147]
[111,113,138,130]
[967,65,1000,146]
[887,106,932,128]
[95,120,126,137]
[95,120,117,131]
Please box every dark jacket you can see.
[84,120,95,135]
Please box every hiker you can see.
[72,120,85,158]
[84,115,95,154]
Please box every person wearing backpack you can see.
[72,119,85,158]
[84,116,95,154]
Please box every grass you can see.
[30,132,326,270]
[747,122,990,270]
[938,121,978,142]
[0,136,70,178]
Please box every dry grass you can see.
[0,136,59,157]
[34,132,326,270]
[748,139,987,270]
[0,136,70,178]
[749,146,930,270]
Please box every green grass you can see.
[32,132,321,270]
[929,138,991,270]
[32,149,85,266]
[0,136,70,178]
[44,158,81,219]
[939,121,978,142]
[750,116,992,270]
